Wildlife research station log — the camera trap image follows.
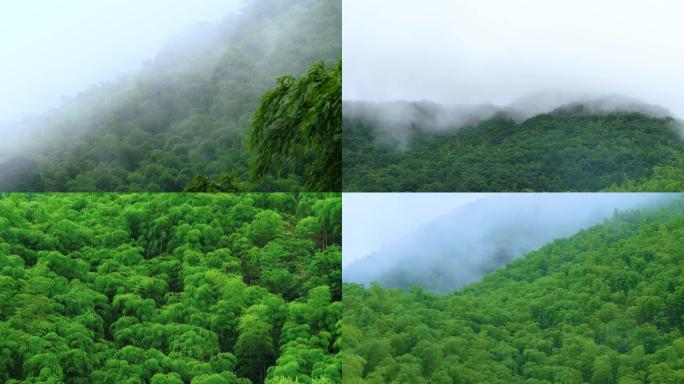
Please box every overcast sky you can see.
[343,0,684,117]
[342,193,492,267]
[0,0,241,123]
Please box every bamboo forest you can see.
[343,196,684,383]
[0,193,341,383]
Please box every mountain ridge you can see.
[343,101,684,191]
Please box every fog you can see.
[0,0,241,125]
[344,95,677,148]
[343,193,680,292]
[342,193,492,267]
[343,0,684,118]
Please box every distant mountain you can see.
[343,194,676,292]
[343,100,684,191]
[0,0,340,192]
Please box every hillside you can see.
[342,103,684,192]
[0,0,341,192]
[343,197,684,383]
[0,193,341,384]
[342,194,674,292]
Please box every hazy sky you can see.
[343,0,684,117]
[0,0,241,123]
[342,193,491,267]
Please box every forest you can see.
[343,197,684,383]
[343,105,684,192]
[0,193,341,383]
[0,0,341,192]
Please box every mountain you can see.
[343,196,684,383]
[0,0,341,192]
[342,101,684,192]
[343,194,676,292]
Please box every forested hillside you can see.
[0,0,341,192]
[0,193,341,383]
[343,105,684,191]
[343,194,673,292]
[343,198,684,383]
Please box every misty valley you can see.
[343,194,684,383]
[343,101,684,192]
[0,0,341,193]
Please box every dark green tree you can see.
[249,60,342,192]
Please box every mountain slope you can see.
[0,0,341,192]
[343,197,684,384]
[343,194,675,292]
[343,103,684,192]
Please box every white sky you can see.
[343,0,684,117]
[0,0,242,123]
[342,193,491,267]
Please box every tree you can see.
[248,60,342,191]
[235,310,275,383]
[246,210,284,247]
[184,172,248,193]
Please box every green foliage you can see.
[184,172,249,193]
[246,210,284,247]
[0,193,341,383]
[605,153,684,192]
[343,108,684,191]
[0,0,341,192]
[249,60,342,192]
[343,199,684,383]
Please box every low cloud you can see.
[344,93,676,148]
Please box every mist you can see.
[343,193,681,292]
[0,0,341,192]
[342,193,492,267]
[0,0,244,126]
[344,94,679,148]
[344,0,684,120]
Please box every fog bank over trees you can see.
[343,193,679,292]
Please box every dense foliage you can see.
[343,108,684,191]
[248,60,342,192]
[606,156,684,192]
[0,0,341,192]
[343,198,684,383]
[0,193,341,383]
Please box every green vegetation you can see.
[0,193,341,383]
[248,61,342,192]
[0,0,341,192]
[343,108,684,191]
[606,156,684,192]
[343,198,684,383]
